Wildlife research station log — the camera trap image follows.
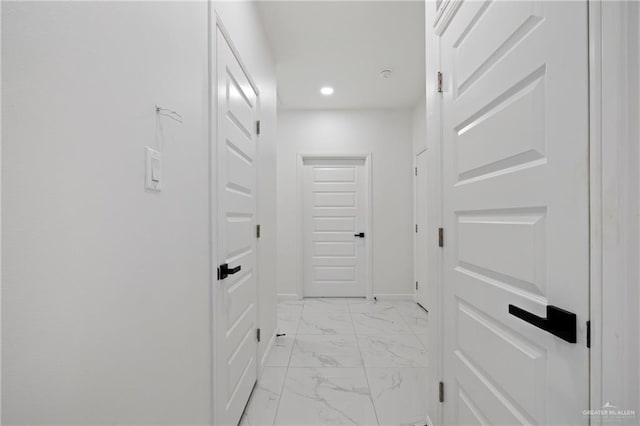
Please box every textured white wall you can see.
[412,96,427,155]
[276,109,414,299]
[1,1,277,424]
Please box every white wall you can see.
[277,109,414,299]
[1,1,277,424]
[412,96,427,155]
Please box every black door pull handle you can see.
[508,304,577,343]
[354,232,365,238]
[218,263,241,280]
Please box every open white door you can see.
[415,150,428,308]
[302,158,369,298]
[440,1,589,424]
[214,27,259,426]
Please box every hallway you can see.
[240,299,429,425]
[2,0,640,424]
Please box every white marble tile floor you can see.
[240,298,430,426]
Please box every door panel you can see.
[303,160,367,298]
[215,27,258,426]
[441,1,589,424]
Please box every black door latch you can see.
[508,304,577,343]
[218,263,241,280]
[354,232,365,238]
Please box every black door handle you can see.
[354,232,365,238]
[508,304,576,343]
[218,263,241,280]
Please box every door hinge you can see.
[415,224,419,233]
[257,328,261,342]
[439,381,444,403]
[256,120,261,135]
[416,281,419,290]
[256,224,261,239]
[437,72,443,93]
[438,227,444,247]
[415,167,418,176]
[586,320,591,348]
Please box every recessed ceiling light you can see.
[320,86,334,96]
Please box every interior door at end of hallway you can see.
[303,160,368,298]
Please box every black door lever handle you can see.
[354,232,365,238]
[508,304,576,343]
[218,263,241,280]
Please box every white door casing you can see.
[415,150,429,308]
[214,26,259,426]
[440,1,590,424]
[302,158,369,298]
[425,2,445,423]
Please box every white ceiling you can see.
[257,1,426,110]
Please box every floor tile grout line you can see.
[398,300,430,353]
[270,356,291,425]
[271,300,300,426]
[349,300,382,426]
[271,298,428,425]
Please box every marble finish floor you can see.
[240,298,430,426]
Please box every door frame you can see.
[426,1,640,424]
[209,9,262,425]
[296,153,373,300]
[588,0,640,420]
[413,147,427,307]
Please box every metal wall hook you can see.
[155,105,183,124]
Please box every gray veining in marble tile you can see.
[241,367,287,426]
[351,310,413,335]
[266,334,295,367]
[246,298,431,426]
[304,298,351,313]
[366,367,429,426]
[297,310,355,335]
[290,335,362,368]
[348,300,396,314]
[415,333,429,351]
[358,334,428,367]
[392,301,429,333]
[275,367,378,425]
[277,308,302,335]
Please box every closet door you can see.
[439,1,590,424]
[214,26,259,426]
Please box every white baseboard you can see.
[372,293,416,301]
[277,293,301,301]
[279,293,416,302]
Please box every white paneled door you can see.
[214,27,258,426]
[302,159,368,298]
[440,1,589,424]
[415,151,428,309]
